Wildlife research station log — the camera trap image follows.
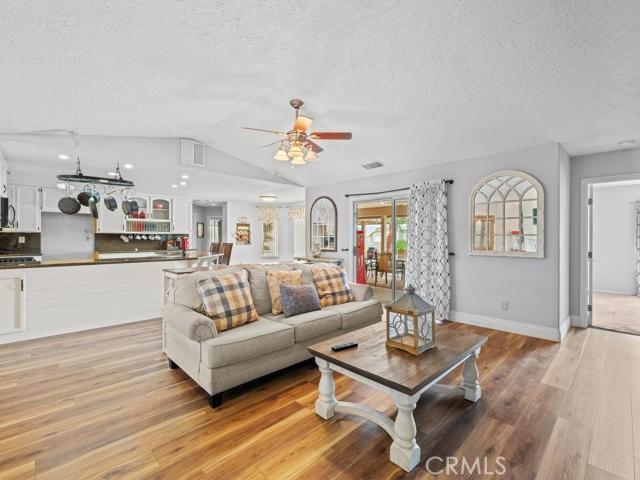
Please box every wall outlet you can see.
[501,301,509,311]
[18,236,25,244]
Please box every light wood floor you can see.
[0,320,639,479]
[593,292,640,335]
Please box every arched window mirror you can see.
[470,171,544,258]
[310,196,337,252]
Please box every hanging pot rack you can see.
[56,158,135,194]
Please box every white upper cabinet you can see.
[15,185,41,232]
[171,198,191,233]
[96,193,124,233]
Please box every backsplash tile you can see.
[0,233,41,255]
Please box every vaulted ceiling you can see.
[1,0,639,189]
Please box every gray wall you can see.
[569,148,640,317]
[559,146,571,326]
[306,143,564,330]
[592,183,640,294]
[192,205,225,253]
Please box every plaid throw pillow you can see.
[196,270,258,332]
[311,266,355,307]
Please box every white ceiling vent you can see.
[362,161,384,170]
[180,138,206,167]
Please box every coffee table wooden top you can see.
[307,323,487,395]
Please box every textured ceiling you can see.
[1,1,640,188]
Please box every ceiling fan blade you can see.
[309,132,352,140]
[293,115,313,133]
[304,140,324,153]
[241,127,287,137]
[259,139,283,150]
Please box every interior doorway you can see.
[353,198,408,303]
[588,179,640,335]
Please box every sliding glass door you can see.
[354,197,409,302]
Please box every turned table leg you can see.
[389,394,421,472]
[461,347,482,402]
[315,358,337,419]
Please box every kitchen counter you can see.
[0,252,199,269]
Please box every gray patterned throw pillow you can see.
[279,283,322,318]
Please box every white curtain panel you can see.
[636,202,640,296]
[406,181,451,321]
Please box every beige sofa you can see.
[163,262,382,407]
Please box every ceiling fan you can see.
[242,99,352,165]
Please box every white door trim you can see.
[579,172,640,328]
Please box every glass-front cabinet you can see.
[124,195,172,233]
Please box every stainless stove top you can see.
[0,255,42,265]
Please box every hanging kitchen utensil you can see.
[58,183,81,215]
[77,185,92,207]
[104,196,117,211]
[88,196,99,219]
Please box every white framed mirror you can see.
[310,196,337,252]
[469,170,544,258]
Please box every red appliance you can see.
[179,236,190,252]
[356,230,366,284]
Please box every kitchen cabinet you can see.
[96,193,124,233]
[0,273,24,334]
[41,187,90,215]
[15,185,41,232]
[171,198,191,233]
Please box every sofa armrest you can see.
[163,303,217,342]
[349,283,374,302]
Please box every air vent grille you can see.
[180,139,206,167]
[362,161,384,170]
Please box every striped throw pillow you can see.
[196,270,258,332]
[311,266,355,307]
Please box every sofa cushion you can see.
[266,270,302,315]
[263,309,340,342]
[324,299,383,329]
[245,264,294,315]
[296,262,337,285]
[172,266,243,310]
[311,266,355,307]
[280,283,321,318]
[201,318,294,368]
[196,270,258,332]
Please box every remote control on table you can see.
[331,342,358,352]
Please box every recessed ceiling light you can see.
[171,184,178,189]
[123,163,133,169]
[260,194,278,202]
[181,174,189,179]
[618,140,636,148]
[209,202,217,206]
[107,171,118,176]
[56,182,74,190]
[180,181,187,186]
[58,154,69,160]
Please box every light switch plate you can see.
[18,236,25,244]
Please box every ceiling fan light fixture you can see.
[291,157,306,165]
[274,146,289,161]
[304,150,318,161]
[288,145,303,158]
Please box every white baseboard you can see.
[593,289,635,296]
[449,311,562,342]
[570,314,581,327]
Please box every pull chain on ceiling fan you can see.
[241,99,352,165]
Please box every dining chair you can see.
[209,242,223,254]
[376,252,392,286]
[221,243,233,265]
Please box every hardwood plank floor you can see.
[593,292,640,335]
[0,320,637,479]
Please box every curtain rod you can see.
[344,179,453,198]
